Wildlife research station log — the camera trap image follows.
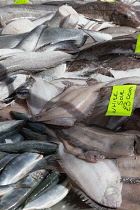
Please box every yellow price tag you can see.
[135,34,140,53]
[106,85,136,116]
[13,0,29,4]
[101,0,115,1]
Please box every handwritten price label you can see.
[135,34,140,53]
[13,0,29,4]
[106,85,136,116]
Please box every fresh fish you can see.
[36,28,89,48]
[0,169,47,210]
[47,5,79,29]
[78,37,137,60]
[0,28,88,49]
[101,26,137,38]
[36,40,80,53]
[0,51,74,78]
[117,156,140,180]
[25,172,59,203]
[0,4,58,24]
[118,183,140,210]
[20,127,48,141]
[23,179,71,210]
[26,75,66,115]
[0,48,23,56]
[0,140,58,155]
[30,83,105,127]
[94,53,140,71]
[75,1,140,27]
[0,152,43,185]
[0,120,24,136]
[0,74,27,100]
[15,25,45,52]
[57,143,122,208]
[0,33,26,49]
[2,19,34,35]
[56,124,136,162]
[10,111,31,121]
[10,133,24,142]
[33,13,54,27]
[0,153,19,172]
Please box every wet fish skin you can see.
[0,74,27,101]
[0,153,19,172]
[75,2,140,27]
[0,169,47,210]
[77,38,137,60]
[0,120,24,136]
[10,111,31,121]
[0,140,58,155]
[0,51,74,77]
[56,124,135,161]
[30,83,105,127]
[23,179,70,210]
[2,19,34,35]
[20,127,48,141]
[25,172,59,203]
[0,152,43,185]
[0,4,58,24]
[15,25,45,52]
[57,143,122,208]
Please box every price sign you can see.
[135,34,140,53]
[13,0,29,4]
[106,85,136,116]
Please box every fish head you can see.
[110,6,140,28]
[30,169,47,181]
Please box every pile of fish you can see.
[0,0,140,209]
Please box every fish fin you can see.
[72,187,108,210]
[54,40,80,54]
[5,139,13,144]
[121,176,140,184]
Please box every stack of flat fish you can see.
[0,1,139,210]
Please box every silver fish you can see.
[0,169,47,210]
[23,179,71,210]
[0,152,43,185]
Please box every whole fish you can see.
[0,51,74,78]
[56,124,136,162]
[0,169,47,210]
[57,143,122,208]
[0,152,43,185]
[23,179,71,210]
[0,140,57,155]
[75,1,140,27]
[30,83,105,127]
